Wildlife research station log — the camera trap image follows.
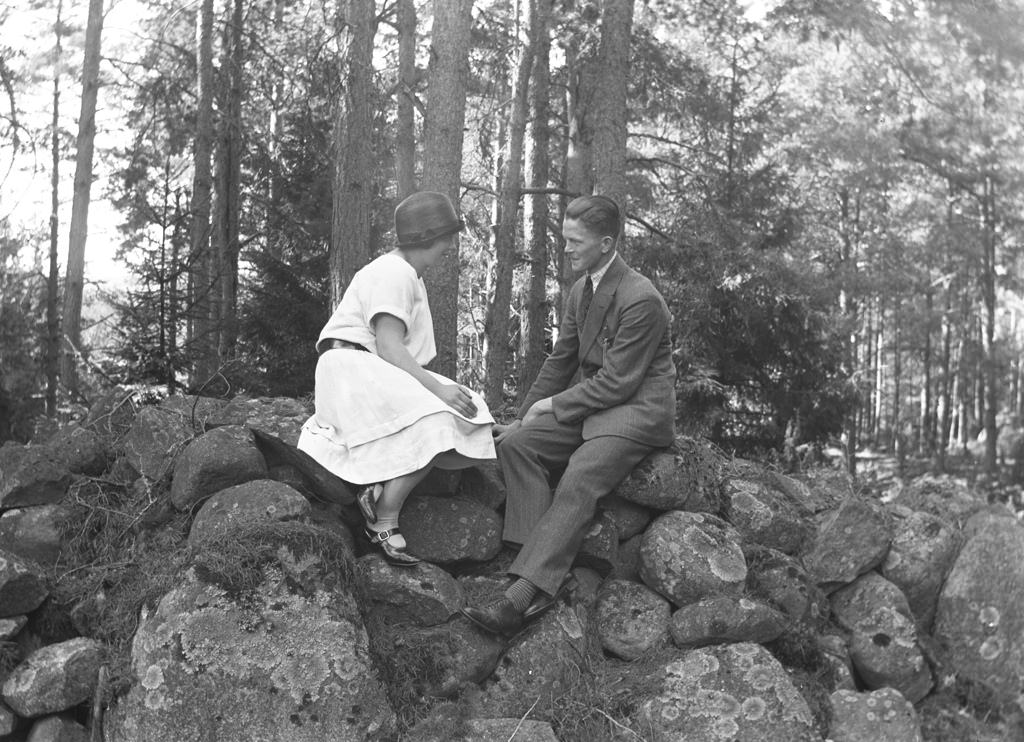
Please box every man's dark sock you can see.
[504,578,538,612]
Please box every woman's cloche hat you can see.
[395,191,465,247]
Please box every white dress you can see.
[298,252,496,484]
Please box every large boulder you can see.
[25,714,89,742]
[889,474,985,525]
[0,443,73,510]
[640,511,747,606]
[188,479,312,545]
[210,396,310,446]
[722,477,813,554]
[355,555,464,627]
[880,508,960,631]
[121,405,195,481]
[801,497,893,593]
[400,496,503,564]
[830,573,933,703]
[0,703,14,736]
[471,601,598,719]
[628,643,819,741]
[594,579,671,660]
[406,716,559,742]
[0,549,48,618]
[0,505,65,566]
[933,510,1024,707]
[45,426,109,476]
[745,546,828,628]
[170,426,268,511]
[600,494,651,540]
[455,461,506,511]
[1,638,104,717]
[614,436,724,512]
[828,687,923,742]
[669,596,788,648]
[104,543,396,741]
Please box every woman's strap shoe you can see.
[356,483,382,524]
[365,527,421,567]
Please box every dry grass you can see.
[47,472,352,700]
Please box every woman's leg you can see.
[370,449,493,548]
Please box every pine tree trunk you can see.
[395,0,417,198]
[46,0,63,417]
[189,0,216,387]
[421,0,473,379]
[329,0,376,308]
[483,0,536,408]
[60,0,104,399]
[591,0,633,220]
[981,177,999,476]
[219,0,244,364]
[518,0,552,404]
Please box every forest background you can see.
[2,0,1023,482]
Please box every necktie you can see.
[579,276,594,323]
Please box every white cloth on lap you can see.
[298,349,495,484]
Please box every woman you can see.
[298,191,495,566]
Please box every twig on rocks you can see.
[593,708,645,740]
[507,696,540,741]
[89,664,108,742]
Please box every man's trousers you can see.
[499,415,655,595]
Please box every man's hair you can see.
[564,194,621,240]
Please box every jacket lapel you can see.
[579,255,627,359]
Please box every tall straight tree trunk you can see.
[837,188,860,475]
[934,184,957,473]
[590,0,633,224]
[266,0,286,258]
[483,0,536,408]
[218,0,244,363]
[60,0,104,398]
[189,0,216,387]
[421,0,473,379]
[892,302,902,464]
[395,0,416,198]
[980,177,998,476]
[329,0,376,307]
[46,0,63,417]
[873,305,884,446]
[921,285,934,456]
[518,0,552,404]
[168,189,183,393]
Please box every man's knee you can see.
[497,425,532,457]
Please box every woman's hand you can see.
[434,383,478,418]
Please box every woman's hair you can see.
[564,194,621,240]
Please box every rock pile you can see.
[0,391,1021,741]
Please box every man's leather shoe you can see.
[460,597,524,638]
[523,574,577,621]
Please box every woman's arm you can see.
[373,313,478,418]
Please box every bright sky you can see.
[1,0,150,291]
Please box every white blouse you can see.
[316,252,437,366]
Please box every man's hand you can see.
[492,419,521,444]
[434,383,478,418]
[522,397,554,426]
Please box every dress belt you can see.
[318,338,369,356]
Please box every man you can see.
[460,194,676,637]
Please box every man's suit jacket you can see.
[517,254,676,447]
